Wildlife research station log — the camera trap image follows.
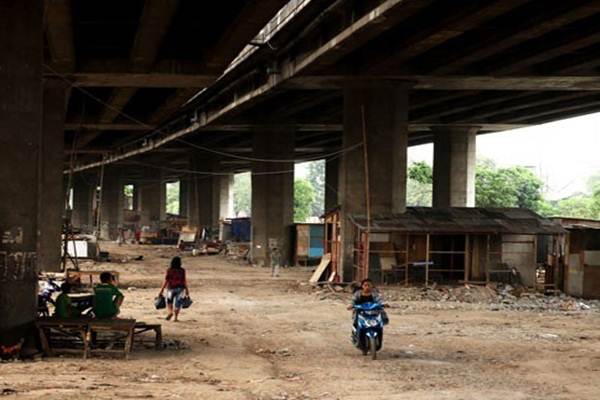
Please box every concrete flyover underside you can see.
[3,0,600,348]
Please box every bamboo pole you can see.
[425,234,430,286]
[95,163,105,240]
[360,106,371,281]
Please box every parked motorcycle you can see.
[37,278,61,317]
[351,302,385,360]
[37,278,94,317]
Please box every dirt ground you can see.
[2,243,600,400]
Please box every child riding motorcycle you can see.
[347,279,389,359]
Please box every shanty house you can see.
[349,207,567,288]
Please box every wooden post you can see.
[533,235,538,291]
[360,106,371,282]
[405,233,409,286]
[425,234,430,287]
[95,163,105,239]
[485,234,490,284]
[464,234,470,283]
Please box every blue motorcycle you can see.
[352,302,385,360]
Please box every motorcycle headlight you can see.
[365,319,379,327]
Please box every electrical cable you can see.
[45,64,360,165]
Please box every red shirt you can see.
[165,268,186,289]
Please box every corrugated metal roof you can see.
[350,207,567,235]
[551,217,600,230]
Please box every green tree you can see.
[166,181,180,214]
[294,179,315,222]
[475,160,544,211]
[406,161,433,206]
[233,172,251,216]
[553,196,599,220]
[408,161,433,184]
[306,160,325,217]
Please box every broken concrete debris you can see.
[310,283,600,313]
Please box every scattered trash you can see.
[540,333,559,339]
[161,339,189,350]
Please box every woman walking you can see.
[158,256,189,322]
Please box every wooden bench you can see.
[133,322,162,350]
[37,317,90,359]
[86,319,136,359]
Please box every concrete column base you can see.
[339,82,409,281]
[72,175,95,232]
[0,0,43,347]
[140,170,165,227]
[251,130,294,268]
[325,158,339,212]
[100,168,123,240]
[433,127,477,208]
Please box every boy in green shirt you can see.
[54,282,78,318]
[93,272,124,319]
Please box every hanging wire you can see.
[44,63,360,165]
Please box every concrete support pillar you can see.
[218,174,234,220]
[339,82,409,281]
[0,0,43,347]
[140,171,166,227]
[188,157,217,230]
[251,130,294,267]
[432,127,477,208]
[37,79,67,272]
[132,183,141,213]
[100,168,123,240]
[179,178,189,217]
[72,175,95,231]
[325,158,339,212]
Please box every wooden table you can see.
[66,269,120,286]
[37,317,139,359]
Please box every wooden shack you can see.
[349,207,566,287]
[552,217,600,299]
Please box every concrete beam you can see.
[65,123,155,131]
[203,0,288,72]
[301,0,435,71]
[76,1,180,149]
[431,3,600,74]
[493,31,600,75]
[287,75,600,91]
[447,92,585,123]
[44,0,75,72]
[499,96,600,123]
[147,88,198,125]
[52,73,215,88]
[371,0,528,72]
[412,92,531,122]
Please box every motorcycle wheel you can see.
[369,337,377,360]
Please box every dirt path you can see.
[2,244,600,399]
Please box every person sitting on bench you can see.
[54,282,79,318]
[93,272,124,319]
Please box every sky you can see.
[408,112,600,200]
[295,112,600,200]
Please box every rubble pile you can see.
[223,242,251,263]
[310,282,600,313]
